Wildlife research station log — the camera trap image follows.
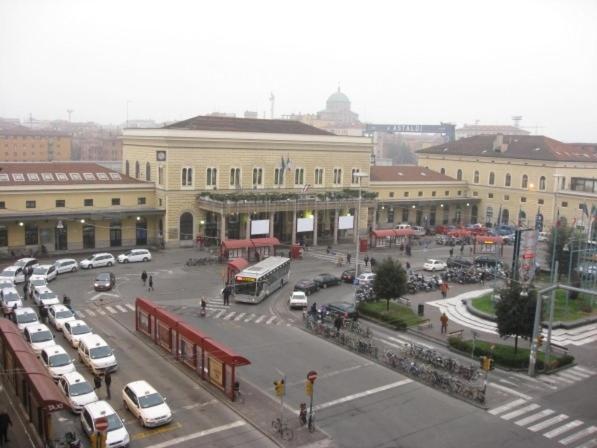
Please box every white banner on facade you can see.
[250,219,270,235]
[338,215,354,230]
[297,217,314,232]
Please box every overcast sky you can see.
[1,0,596,141]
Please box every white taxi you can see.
[58,371,99,413]
[1,287,23,314]
[32,286,60,308]
[23,324,55,355]
[40,344,76,379]
[122,380,173,427]
[30,264,58,283]
[80,401,129,448]
[289,291,308,309]
[78,334,118,375]
[10,307,39,331]
[423,259,448,271]
[0,266,26,284]
[63,320,92,348]
[48,304,76,332]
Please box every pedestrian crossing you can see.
[495,366,597,393]
[75,302,135,319]
[489,384,597,448]
[303,251,367,270]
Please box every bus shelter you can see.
[226,257,249,284]
[0,320,71,447]
[370,228,415,248]
[220,237,280,261]
[135,298,250,400]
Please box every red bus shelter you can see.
[220,237,280,261]
[370,228,415,247]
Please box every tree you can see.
[546,223,583,280]
[372,257,407,311]
[495,283,536,353]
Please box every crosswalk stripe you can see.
[116,305,127,313]
[77,311,86,318]
[543,420,583,439]
[96,309,106,316]
[488,398,527,415]
[223,312,236,320]
[568,367,591,378]
[515,409,555,426]
[501,404,540,421]
[255,315,266,324]
[214,310,226,319]
[575,438,597,448]
[572,366,597,375]
[234,313,246,321]
[551,373,575,384]
[105,306,117,314]
[556,371,586,381]
[559,426,597,445]
[266,316,277,325]
[125,303,135,311]
[85,309,96,317]
[244,314,256,323]
[528,414,569,432]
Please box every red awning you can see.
[476,235,504,244]
[202,337,251,367]
[372,229,396,238]
[394,228,415,236]
[448,229,472,237]
[251,237,280,247]
[228,257,249,273]
[221,239,253,250]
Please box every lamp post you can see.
[354,172,369,279]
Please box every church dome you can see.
[326,87,351,112]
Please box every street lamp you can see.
[354,172,369,279]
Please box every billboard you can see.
[338,215,354,230]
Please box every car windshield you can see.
[41,293,58,301]
[69,381,93,397]
[71,325,90,335]
[3,291,19,301]
[56,310,74,319]
[123,251,132,256]
[17,313,38,324]
[31,279,46,286]
[30,331,52,342]
[96,274,110,281]
[32,267,49,275]
[49,353,71,367]
[0,271,13,278]
[106,413,124,431]
[138,392,164,409]
[83,256,93,261]
[90,346,113,359]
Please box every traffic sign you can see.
[307,370,317,382]
[95,417,109,432]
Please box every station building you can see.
[0,162,162,255]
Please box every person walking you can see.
[39,305,48,325]
[346,253,351,265]
[440,281,449,299]
[460,243,465,255]
[93,374,102,391]
[440,313,449,334]
[148,275,154,292]
[334,314,343,336]
[449,247,454,257]
[222,285,231,306]
[0,409,12,447]
[141,270,148,286]
[364,256,369,268]
[104,370,112,400]
[370,257,376,270]
[22,281,28,301]
[405,261,411,273]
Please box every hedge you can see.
[358,301,424,331]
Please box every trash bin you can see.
[417,304,424,316]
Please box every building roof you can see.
[162,115,333,136]
[0,162,146,186]
[0,127,71,137]
[457,125,530,134]
[416,135,597,162]
[370,165,458,182]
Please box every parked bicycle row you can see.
[403,342,480,381]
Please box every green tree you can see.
[372,257,407,311]
[546,223,583,280]
[495,283,536,353]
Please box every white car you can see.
[79,253,115,269]
[10,307,40,331]
[411,226,426,237]
[23,324,55,355]
[26,277,47,298]
[32,286,60,308]
[537,232,548,242]
[54,258,79,274]
[122,380,173,428]
[0,266,26,284]
[40,344,76,379]
[289,291,308,309]
[63,320,92,348]
[80,401,129,448]
[117,249,152,263]
[1,287,23,314]
[78,334,118,375]
[15,257,39,271]
[48,304,76,332]
[30,264,58,282]
[58,371,99,414]
[0,279,15,290]
[356,272,376,285]
[423,259,448,271]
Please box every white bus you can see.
[233,256,291,304]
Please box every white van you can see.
[395,223,412,230]
[78,334,118,375]
[411,226,426,237]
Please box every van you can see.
[395,223,411,230]
[78,334,118,375]
[411,226,426,237]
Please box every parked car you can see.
[23,323,55,355]
[15,258,39,271]
[48,304,76,332]
[537,232,548,242]
[10,307,39,331]
[0,279,14,290]
[58,371,99,414]
[26,277,47,298]
[63,320,93,348]
[54,258,79,274]
[446,257,473,268]
[411,226,426,237]
[79,253,115,269]
[117,249,152,263]
[474,255,503,268]
[32,286,60,308]
[326,301,358,319]
[0,266,26,284]
[289,291,308,309]
[341,269,356,283]
[313,273,340,288]
[80,401,129,448]
[94,272,116,291]
[122,380,173,428]
[78,334,118,375]
[423,259,447,271]
[30,264,58,282]
[356,272,376,285]
[395,223,411,230]
[40,344,76,379]
[1,287,23,315]
[293,279,318,295]
[575,263,597,279]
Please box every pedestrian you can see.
[370,257,376,270]
[310,302,317,317]
[346,253,351,265]
[469,246,473,256]
[104,370,112,400]
[440,281,449,299]
[148,275,153,292]
[39,305,48,324]
[440,312,449,334]
[406,244,412,256]
[364,255,369,267]
[334,315,343,336]
[0,409,12,446]
[223,285,231,306]
[62,295,72,309]
[93,374,102,391]
[449,247,454,257]
[141,270,148,286]
[23,281,28,301]
[405,261,411,273]
[460,244,465,255]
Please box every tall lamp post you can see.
[354,172,369,278]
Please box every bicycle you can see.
[272,417,293,440]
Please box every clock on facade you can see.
[156,151,167,161]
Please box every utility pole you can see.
[67,109,74,122]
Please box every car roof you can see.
[84,400,116,418]
[35,264,54,269]
[292,291,306,296]
[2,266,20,272]
[61,371,87,384]
[1,286,18,293]
[15,307,37,315]
[42,344,68,356]
[126,380,158,396]
[92,253,113,257]
[50,304,71,313]
[79,333,107,347]
[36,286,55,293]
[66,319,88,327]
[55,258,76,263]
[25,323,51,333]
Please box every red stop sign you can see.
[307,370,317,382]
[95,417,109,432]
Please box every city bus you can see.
[233,256,291,304]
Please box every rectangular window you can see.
[138,197,146,205]
[504,195,510,201]
[351,168,361,184]
[230,168,240,187]
[389,192,394,198]
[538,199,544,205]
[182,167,193,187]
[473,191,478,197]
[418,191,423,197]
[457,191,462,196]
[561,201,568,207]
[252,168,263,187]
[521,197,527,203]
[294,168,304,185]
[432,191,436,197]
[84,199,93,207]
[274,168,284,186]
[112,198,120,206]
[206,167,217,187]
[26,200,36,209]
[25,223,38,245]
[158,166,164,185]
[387,208,394,223]
[333,168,342,185]
[403,191,409,197]
[55,200,65,208]
[0,225,6,247]
[0,201,5,209]
[314,168,323,185]
[445,191,450,196]
[402,209,409,222]
[488,193,494,198]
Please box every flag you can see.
[279,156,286,171]
[286,157,292,172]
[302,184,311,193]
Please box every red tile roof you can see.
[370,165,457,182]
[417,135,597,162]
[163,115,333,136]
[0,162,145,186]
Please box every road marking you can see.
[266,316,276,325]
[488,398,527,415]
[551,374,575,384]
[543,420,584,439]
[575,438,597,448]
[501,403,540,420]
[498,378,520,387]
[559,426,597,445]
[487,383,532,400]
[223,312,236,320]
[132,421,182,440]
[142,420,246,448]
[85,309,96,317]
[313,379,413,411]
[96,309,106,316]
[77,311,85,318]
[515,408,555,426]
[105,306,117,314]
[568,368,591,378]
[528,414,569,432]
[115,305,128,313]
[287,362,373,386]
[255,315,266,324]
[125,303,135,311]
[556,370,587,381]
[181,399,218,410]
[215,309,226,319]
[234,313,246,321]
[572,366,596,375]
[244,314,256,323]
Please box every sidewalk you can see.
[0,384,40,448]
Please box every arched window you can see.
[501,209,509,225]
[179,212,193,241]
[538,176,545,190]
[518,210,527,225]
[145,162,151,181]
[474,171,479,183]
[440,168,446,175]
[125,160,130,176]
[457,169,463,181]
[485,206,493,225]
[136,217,147,245]
[489,172,495,185]
[135,161,140,179]
[561,176,566,190]
[505,173,511,187]
[521,174,528,189]
[471,205,478,224]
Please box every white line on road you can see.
[234,313,246,321]
[115,305,128,313]
[487,383,532,400]
[287,362,373,386]
[313,379,413,411]
[85,309,96,317]
[105,306,117,314]
[556,370,587,381]
[244,314,256,323]
[125,303,135,311]
[572,366,596,375]
[96,309,106,316]
[500,404,540,421]
[266,316,276,325]
[488,398,527,415]
[575,438,597,448]
[528,414,569,432]
[76,311,85,318]
[515,408,555,426]
[543,420,583,439]
[215,310,226,319]
[567,368,591,378]
[255,315,266,324]
[143,420,246,448]
[223,312,236,320]
[559,426,597,445]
